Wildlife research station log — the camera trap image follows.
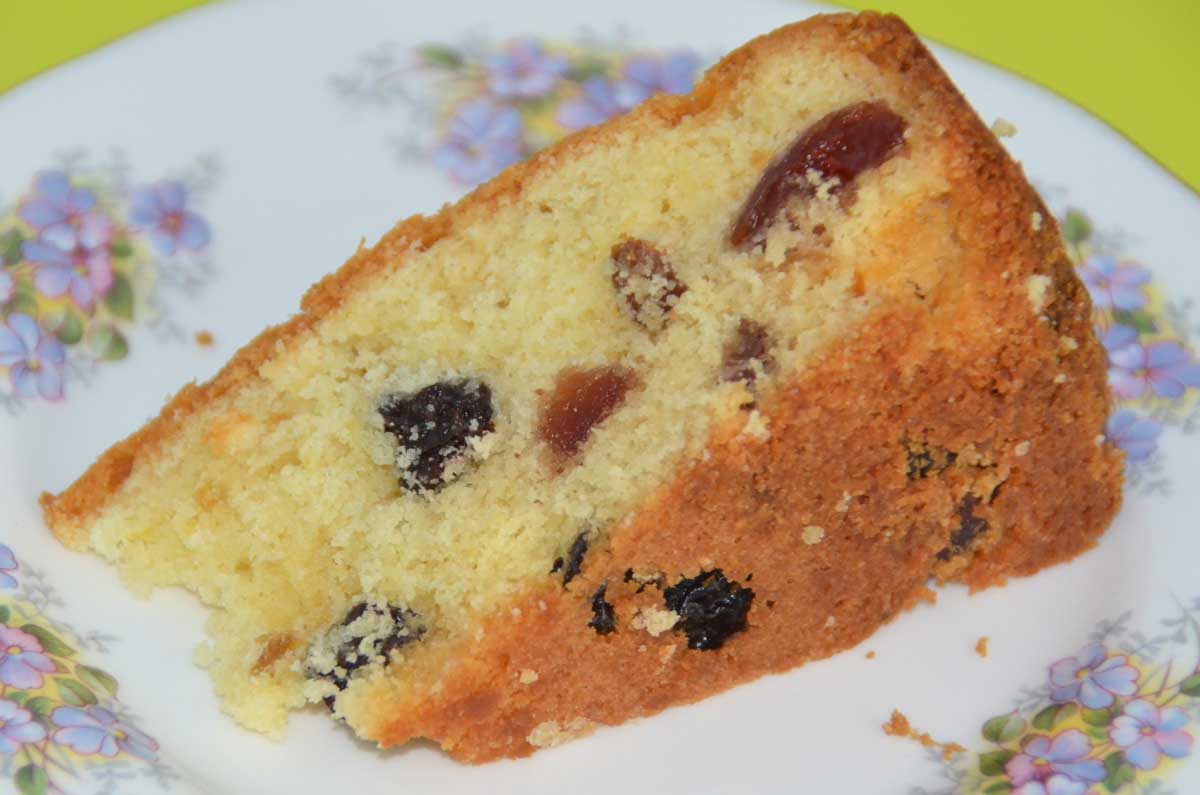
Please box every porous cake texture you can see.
[42,12,1122,762]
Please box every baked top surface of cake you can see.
[38,10,1122,762]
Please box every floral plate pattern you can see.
[1,2,1198,793]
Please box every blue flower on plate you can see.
[0,313,66,401]
[0,626,56,690]
[51,706,159,760]
[17,171,99,239]
[0,267,12,304]
[22,214,114,310]
[433,98,525,185]
[1105,409,1161,461]
[128,181,211,256]
[556,76,625,130]
[1079,254,1150,312]
[1048,642,1138,709]
[1108,338,1200,400]
[614,51,699,107]
[1004,729,1105,795]
[1110,698,1193,770]
[485,39,568,99]
[0,544,16,589]
[0,698,46,755]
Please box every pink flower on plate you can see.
[0,698,46,754]
[52,706,159,761]
[1005,730,1105,795]
[1110,698,1193,770]
[0,626,56,690]
[0,268,13,304]
[1107,338,1200,400]
[1048,642,1138,709]
[22,214,114,310]
[0,544,16,589]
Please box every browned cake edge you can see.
[39,11,950,544]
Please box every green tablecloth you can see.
[1,1,1196,192]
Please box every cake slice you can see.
[41,12,1122,762]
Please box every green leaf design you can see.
[982,713,1027,743]
[1086,725,1110,741]
[566,56,610,82]
[49,311,84,345]
[4,292,37,317]
[983,782,1012,795]
[1061,209,1093,244]
[979,749,1015,776]
[1180,672,1200,697]
[20,624,75,657]
[103,273,135,321]
[1111,308,1157,334]
[1082,706,1116,726]
[0,604,10,624]
[56,677,97,706]
[89,326,129,362]
[110,239,134,258]
[24,696,53,718]
[76,664,118,697]
[0,228,24,267]
[6,690,26,705]
[1103,750,1135,791]
[15,764,48,795]
[1031,702,1078,731]
[416,45,464,70]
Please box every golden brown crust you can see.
[337,14,1124,760]
[40,11,943,544]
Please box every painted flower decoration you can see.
[1105,409,1161,461]
[0,625,57,689]
[1110,698,1194,771]
[17,171,100,238]
[52,706,160,761]
[1079,254,1151,312]
[0,313,66,400]
[485,39,569,99]
[0,544,16,589]
[0,267,13,304]
[1004,730,1105,795]
[1048,642,1138,709]
[128,181,211,256]
[22,210,115,310]
[0,698,47,754]
[433,98,525,185]
[556,75,625,130]
[1107,339,1200,400]
[614,51,699,107]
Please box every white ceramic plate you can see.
[2,2,1198,793]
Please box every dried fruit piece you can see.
[538,366,637,462]
[720,319,775,386]
[936,496,989,560]
[904,441,957,480]
[378,379,495,492]
[663,569,755,651]
[588,584,617,635]
[731,101,908,247]
[306,601,424,702]
[251,633,295,674]
[559,532,589,586]
[609,238,687,331]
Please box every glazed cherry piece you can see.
[731,101,908,248]
[538,366,638,463]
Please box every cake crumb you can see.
[865,650,876,660]
[802,525,825,545]
[631,607,680,637]
[1054,373,1068,384]
[1060,335,1079,352]
[510,607,522,618]
[527,717,597,749]
[835,491,853,513]
[519,668,539,685]
[975,636,989,658]
[194,330,215,348]
[824,615,837,629]
[741,410,770,441]
[882,709,966,761]
[1031,211,1043,231]
[537,600,547,611]
[659,644,676,663]
[1014,441,1031,457]
[637,644,647,653]
[1025,274,1053,313]
[990,117,1018,138]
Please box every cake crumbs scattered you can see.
[824,615,837,629]
[1054,373,1068,384]
[631,607,680,637]
[865,650,876,660]
[1014,441,1031,457]
[975,636,989,658]
[1060,335,1079,352]
[802,525,825,545]
[194,330,215,348]
[741,409,771,441]
[527,717,597,749]
[1031,211,1043,231]
[990,117,1018,138]
[835,491,854,513]
[882,709,966,761]
[519,669,539,684]
[1025,274,1052,313]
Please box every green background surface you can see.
[1,1,1196,192]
